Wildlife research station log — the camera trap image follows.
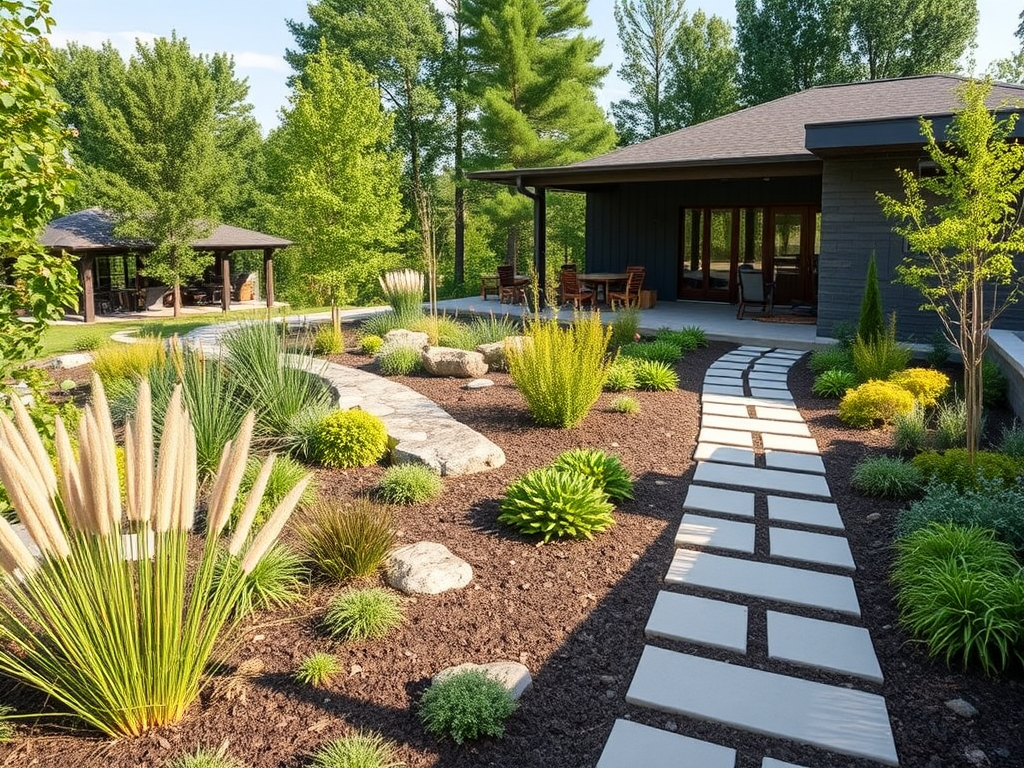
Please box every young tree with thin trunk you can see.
[878,79,1024,458]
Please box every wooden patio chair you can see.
[560,268,595,309]
[497,265,529,304]
[609,268,644,310]
[736,264,774,319]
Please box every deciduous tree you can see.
[666,10,739,127]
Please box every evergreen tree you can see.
[666,10,739,127]
[610,0,686,145]
[266,46,406,305]
[857,252,885,342]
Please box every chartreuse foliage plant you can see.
[359,334,384,355]
[0,377,310,737]
[838,380,916,428]
[294,652,341,688]
[376,463,442,504]
[609,307,640,349]
[308,409,389,468]
[298,499,395,581]
[603,358,639,392]
[506,311,613,428]
[419,669,517,745]
[324,588,404,641]
[620,339,683,364]
[500,467,615,542]
[312,325,344,355]
[610,395,641,415]
[889,367,950,408]
[213,542,306,618]
[91,338,167,387]
[551,449,634,501]
[851,314,911,381]
[311,731,403,768]
[912,449,1024,491]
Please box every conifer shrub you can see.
[838,380,916,428]
[550,448,634,501]
[889,368,950,408]
[499,467,615,542]
[359,334,384,356]
[632,359,679,391]
[308,410,388,468]
[983,358,1008,407]
[857,252,885,343]
[419,669,517,745]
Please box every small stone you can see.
[964,747,988,766]
[664,720,678,732]
[434,660,532,700]
[996,748,1010,758]
[925,756,943,768]
[866,512,882,522]
[157,737,171,749]
[605,689,616,699]
[599,675,616,684]
[946,698,979,718]
[252,634,265,642]
[464,378,494,389]
[387,541,473,594]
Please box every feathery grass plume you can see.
[0,378,309,737]
[379,269,425,319]
[227,454,277,556]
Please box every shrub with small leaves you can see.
[419,669,517,745]
[851,455,923,500]
[809,346,853,375]
[376,345,422,376]
[603,359,638,391]
[893,404,928,454]
[897,479,1024,551]
[620,339,683,364]
[889,368,950,408]
[359,335,384,356]
[632,359,679,391]
[999,421,1024,459]
[168,745,248,768]
[308,410,388,468]
[610,396,640,415]
[550,448,633,501]
[838,380,916,428]
[376,464,443,504]
[324,588,404,641]
[212,544,306,618]
[298,499,395,581]
[499,468,615,542]
[912,449,1024,491]
[812,369,858,398]
[311,731,403,768]
[312,326,344,355]
[72,334,104,352]
[294,652,341,688]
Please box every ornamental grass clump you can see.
[809,345,854,375]
[499,467,615,542]
[620,339,683,364]
[379,269,425,321]
[91,337,166,386]
[376,345,422,376]
[231,454,316,529]
[603,358,638,392]
[294,652,341,688]
[324,588,404,641]
[893,404,928,453]
[812,369,858,398]
[419,669,517,745]
[375,463,443,504]
[298,499,395,581]
[506,312,612,428]
[308,409,389,468]
[850,455,924,500]
[311,731,403,768]
[213,542,306,618]
[632,359,679,391]
[169,745,248,768]
[610,395,641,415]
[0,377,311,737]
[608,306,640,349]
[851,314,911,381]
[551,448,634,501]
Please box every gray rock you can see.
[382,329,429,350]
[421,347,488,378]
[866,512,882,523]
[946,698,979,718]
[475,341,507,370]
[464,378,494,390]
[51,352,94,369]
[433,660,532,700]
[964,747,988,766]
[387,541,473,594]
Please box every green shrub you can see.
[999,421,1024,459]
[294,652,341,688]
[232,455,317,529]
[311,731,403,768]
[609,307,640,349]
[851,455,923,499]
[926,332,950,368]
[851,314,911,381]
[838,380,916,428]
[324,588,403,641]
[603,359,638,392]
[213,544,305,618]
[679,325,708,347]
[653,328,699,353]
[308,410,389,468]
[499,468,615,542]
[889,367,950,408]
[465,313,521,347]
[72,334,104,352]
[857,252,885,343]
[419,669,517,745]
[893,404,928,453]
[983,358,1007,407]
[610,395,640,415]
[632,359,679,391]
[809,346,853,375]
[831,321,857,349]
[933,398,969,450]
[897,479,1024,551]
[620,339,683,364]
[506,312,612,428]
[379,268,425,319]
[376,345,422,376]
[359,312,405,339]
[359,335,384,356]
[376,464,443,504]
[298,499,395,581]
[893,523,1024,674]
[312,325,345,355]
[550,448,634,501]
[91,338,165,386]
[168,745,248,768]
[911,449,1024,491]
[812,369,857,398]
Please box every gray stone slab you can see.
[754,406,805,422]
[695,462,831,498]
[694,443,756,466]
[702,402,750,417]
[767,496,844,530]
[677,514,756,553]
[770,528,855,570]
[747,380,791,391]
[738,345,772,352]
[596,719,737,768]
[765,450,826,475]
[708,361,751,372]
[763,760,811,768]
[666,549,861,615]
[703,393,797,410]
[706,368,745,380]
[684,485,755,518]
[699,428,753,447]
[702,415,810,437]
[761,433,820,454]
[768,349,806,358]
[750,388,795,402]
[646,591,748,653]
[747,371,789,382]
[753,361,793,370]
[628,647,897,766]
[704,384,746,397]
[705,375,745,387]
[767,611,883,683]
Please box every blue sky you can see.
[49,0,1020,134]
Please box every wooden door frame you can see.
[677,206,738,302]
[765,206,819,306]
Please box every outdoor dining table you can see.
[577,272,628,304]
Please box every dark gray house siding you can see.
[585,176,821,300]
[818,155,1024,341]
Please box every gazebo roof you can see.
[41,208,292,252]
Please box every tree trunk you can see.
[172,281,182,319]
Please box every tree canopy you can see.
[666,10,739,128]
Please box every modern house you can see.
[468,74,1024,339]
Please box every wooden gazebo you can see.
[41,208,293,322]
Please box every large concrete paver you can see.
[764,450,826,475]
[763,759,811,768]
[703,402,751,417]
[767,496,844,530]
[770,528,855,570]
[627,646,898,765]
[676,514,756,553]
[694,443,756,466]
[695,462,831,498]
[597,719,737,768]
[702,414,811,437]
[699,428,754,447]
[767,611,883,683]
[762,433,820,454]
[750,388,796,402]
[754,406,805,422]
[704,384,747,397]
[646,591,748,652]
[684,485,755,518]
[704,393,798,409]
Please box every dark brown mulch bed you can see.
[1,340,1023,768]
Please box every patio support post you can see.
[516,177,547,308]
[220,251,231,312]
[81,253,95,323]
[263,247,275,308]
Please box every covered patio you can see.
[41,208,292,323]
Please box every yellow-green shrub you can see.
[308,409,389,468]
[838,380,916,428]
[889,368,950,408]
[91,338,165,385]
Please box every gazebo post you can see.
[220,251,231,313]
[81,254,96,323]
[263,247,275,308]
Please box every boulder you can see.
[387,541,473,594]
[433,661,533,701]
[51,352,94,369]
[382,329,429,350]
[476,336,528,371]
[421,346,488,378]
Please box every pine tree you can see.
[857,252,885,343]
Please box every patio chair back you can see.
[737,264,773,318]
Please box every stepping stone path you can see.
[598,346,900,767]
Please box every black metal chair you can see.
[737,264,774,319]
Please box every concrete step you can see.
[645,591,748,653]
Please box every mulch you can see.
[1,339,1023,768]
